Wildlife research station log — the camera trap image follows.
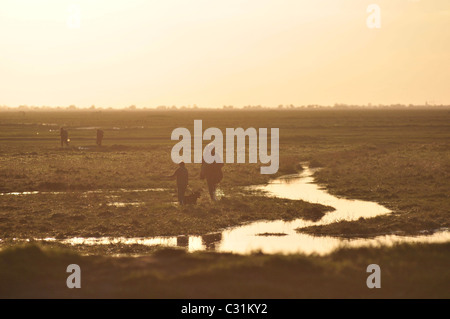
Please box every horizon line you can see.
[1,104,450,111]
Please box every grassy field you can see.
[1,243,448,298]
[0,109,448,238]
[0,109,449,298]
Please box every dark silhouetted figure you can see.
[96,129,104,146]
[60,127,69,147]
[170,162,189,205]
[201,146,224,201]
[202,232,222,250]
[177,235,189,247]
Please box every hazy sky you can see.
[1,0,449,108]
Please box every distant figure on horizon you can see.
[169,161,189,205]
[60,127,69,147]
[96,129,104,146]
[201,144,224,201]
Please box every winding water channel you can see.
[14,164,447,255]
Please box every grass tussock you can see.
[278,155,303,174]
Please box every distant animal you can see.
[183,191,201,205]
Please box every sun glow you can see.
[1,0,449,108]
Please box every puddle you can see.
[40,123,58,126]
[74,126,122,130]
[21,228,450,256]
[6,163,448,255]
[75,127,100,130]
[38,234,218,252]
[78,146,97,150]
[0,191,40,196]
[215,228,450,255]
[118,188,166,193]
[107,202,143,207]
[0,188,166,196]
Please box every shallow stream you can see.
[21,164,449,255]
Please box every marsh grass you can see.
[278,155,304,174]
[1,242,448,298]
[298,142,450,236]
[0,189,332,241]
[1,109,449,299]
[0,110,449,248]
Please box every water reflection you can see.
[4,164,449,255]
[176,235,189,247]
[106,202,143,207]
[34,229,449,255]
[248,166,392,227]
[202,233,223,250]
[0,188,166,196]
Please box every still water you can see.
[40,165,450,255]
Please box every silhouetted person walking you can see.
[60,127,69,147]
[96,129,104,146]
[201,145,224,201]
[170,162,189,205]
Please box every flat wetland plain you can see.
[0,109,449,298]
